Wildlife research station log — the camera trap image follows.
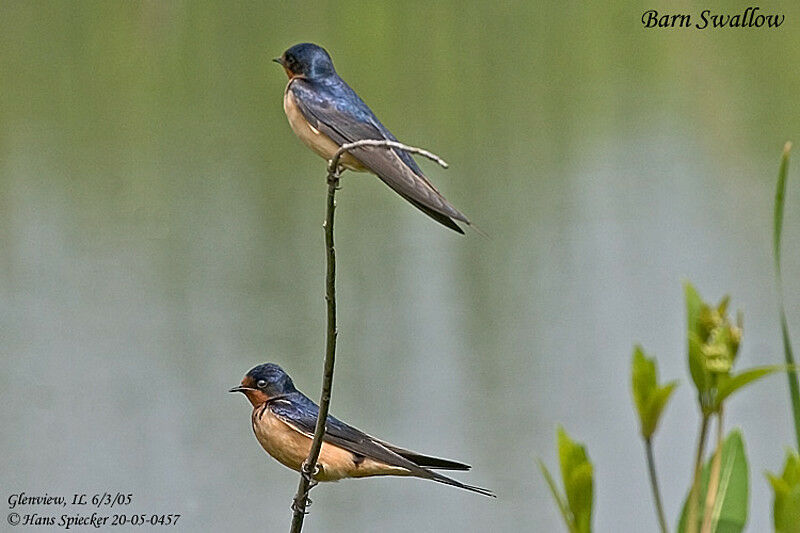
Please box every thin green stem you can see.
[687,414,710,533]
[644,438,668,533]
[773,141,800,448]
[700,408,724,533]
[779,311,800,448]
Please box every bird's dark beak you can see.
[229,386,256,394]
[272,57,284,66]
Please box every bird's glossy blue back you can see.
[296,74,425,176]
[274,389,357,435]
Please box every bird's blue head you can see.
[274,43,335,80]
[230,363,297,406]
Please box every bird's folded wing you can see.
[289,80,467,223]
[375,440,471,471]
[268,398,495,497]
[268,399,435,477]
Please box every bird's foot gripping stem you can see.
[301,462,321,486]
[326,163,343,188]
[291,462,321,513]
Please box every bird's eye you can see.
[256,379,267,389]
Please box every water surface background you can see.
[2,2,800,531]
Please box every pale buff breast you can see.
[283,82,367,172]
[251,405,410,482]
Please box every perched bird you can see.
[230,363,494,496]
[275,42,470,234]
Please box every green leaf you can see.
[537,458,575,533]
[685,282,704,342]
[689,332,710,393]
[538,428,594,533]
[774,142,791,274]
[767,449,800,533]
[714,365,795,408]
[773,141,800,449]
[686,283,714,396]
[677,429,749,533]
[631,345,678,439]
[632,347,656,424]
[558,426,593,533]
[716,296,731,319]
[643,381,678,438]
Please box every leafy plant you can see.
[684,283,743,415]
[683,284,791,533]
[767,449,800,533]
[678,430,749,533]
[773,141,800,448]
[770,141,800,533]
[538,427,594,533]
[540,144,799,533]
[631,346,677,532]
[632,346,678,440]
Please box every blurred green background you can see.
[2,1,799,531]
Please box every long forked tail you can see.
[430,471,496,498]
[402,194,466,234]
[369,438,493,496]
[380,443,471,471]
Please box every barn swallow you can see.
[274,43,470,234]
[230,363,494,496]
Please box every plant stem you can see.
[687,414,710,533]
[288,170,339,533]
[779,312,800,448]
[773,141,800,449]
[644,438,668,533]
[700,408,724,533]
[287,139,448,533]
